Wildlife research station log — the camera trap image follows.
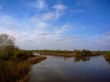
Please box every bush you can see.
[15,50,34,60]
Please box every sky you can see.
[0,0,110,50]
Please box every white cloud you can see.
[30,2,68,31]
[54,24,70,34]
[28,1,67,21]
[53,3,67,12]
[52,3,67,19]
[33,3,67,21]
[33,0,48,11]
[40,12,55,21]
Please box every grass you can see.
[0,60,30,82]
[0,48,46,82]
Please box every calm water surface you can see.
[28,55,110,82]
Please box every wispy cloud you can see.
[31,2,67,21]
[31,0,48,11]
[52,3,67,19]
[53,3,67,12]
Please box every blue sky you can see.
[0,0,110,50]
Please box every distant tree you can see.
[0,34,16,59]
[0,34,15,47]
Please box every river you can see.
[28,55,110,82]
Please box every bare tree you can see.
[0,34,15,47]
[0,34,16,59]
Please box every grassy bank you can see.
[32,50,101,58]
[0,49,46,82]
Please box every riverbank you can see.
[15,55,47,82]
[0,50,47,82]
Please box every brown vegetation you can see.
[29,55,47,64]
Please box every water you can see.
[28,55,110,82]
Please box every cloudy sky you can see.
[0,0,110,50]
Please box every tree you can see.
[0,34,15,47]
[0,34,16,59]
